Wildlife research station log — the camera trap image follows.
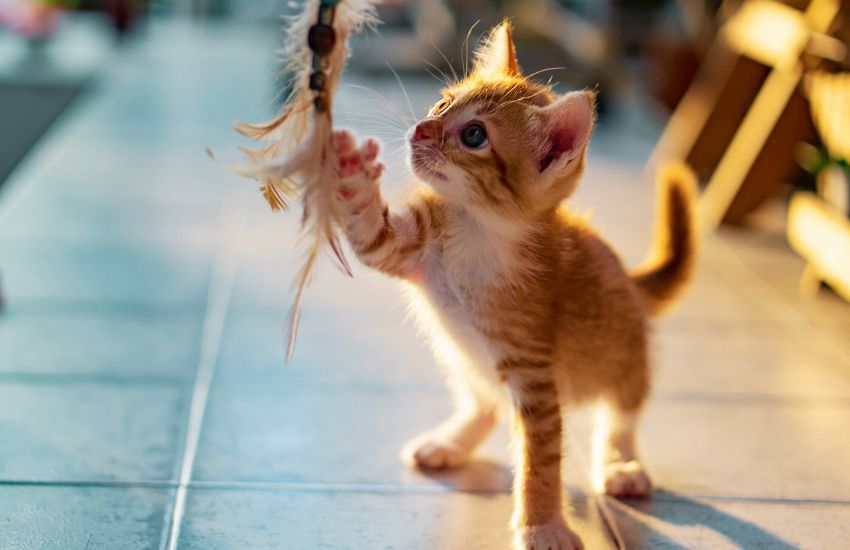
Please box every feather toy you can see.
[214,0,380,361]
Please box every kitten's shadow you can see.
[608,489,798,550]
[412,458,513,494]
[418,465,799,550]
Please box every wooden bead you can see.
[309,70,326,92]
[307,24,336,56]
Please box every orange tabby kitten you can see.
[332,22,696,550]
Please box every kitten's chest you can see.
[413,228,518,360]
[425,230,513,309]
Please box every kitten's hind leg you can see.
[591,399,652,497]
[402,371,499,471]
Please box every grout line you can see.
[188,480,511,495]
[0,480,176,489]
[0,298,205,314]
[567,430,627,550]
[711,234,850,368]
[0,373,191,386]
[595,495,627,550]
[648,493,850,507]
[161,191,249,550]
[2,476,849,507]
[652,391,850,409]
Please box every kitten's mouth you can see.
[410,145,447,181]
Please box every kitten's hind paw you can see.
[515,520,584,550]
[596,460,652,497]
[401,435,470,471]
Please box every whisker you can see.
[332,124,404,138]
[385,61,418,123]
[336,110,409,131]
[389,141,411,157]
[344,87,410,123]
[422,61,452,88]
[334,114,409,135]
[462,20,481,79]
[333,126,407,143]
[524,66,566,81]
[344,84,416,126]
[493,87,553,110]
[428,36,459,84]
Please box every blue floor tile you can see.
[609,494,850,550]
[178,488,616,550]
[178,489,510,550]
[217,306,438,383]
[0,190,221,247]
[0,240,211,307]
[193,378,458,488]
[30,145,232,201]
[0,485,171,550]
[0,380,188,482]
[0,304,202,376]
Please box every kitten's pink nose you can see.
[412,120,440,143]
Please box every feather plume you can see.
[221,0,381,360]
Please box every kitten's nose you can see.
[412,120,440,143]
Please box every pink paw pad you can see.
[338,186,355,201]
[339,154,362,177]
[332,130,354,155]
[366,163,385,180]
[363,139,380,161]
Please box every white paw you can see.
[597,460,652,497]
[332,130,384,208]
[515,520,584,550]
[401,433,470,471]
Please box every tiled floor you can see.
[1,17,849,550]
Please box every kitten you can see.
[331,22,696,550]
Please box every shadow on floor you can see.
[410,458,513,493]
[608,489,798,550]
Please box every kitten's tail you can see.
[631,162,698,316]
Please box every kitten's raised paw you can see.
[515,520,583,550]
[402,435,470,471]
[598,460,652,497]
[332,131,384,206]
[333,131,383,178]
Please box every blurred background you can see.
[0,1,849,549]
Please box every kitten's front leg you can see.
[332,130,428,279]
[502,361,583,550]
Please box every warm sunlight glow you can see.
[788,192,850,302]
[806,72,850,161]
[723,1,807,69]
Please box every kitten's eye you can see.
[460,123,487,148]
[431,97,451,116]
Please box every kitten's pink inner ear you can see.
[538,92,595,173]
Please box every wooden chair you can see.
[650,0,846,229]
[788,71,850,301]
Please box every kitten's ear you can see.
[535,91,596,174]
[472,21,520,78]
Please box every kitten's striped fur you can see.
[332,22,696,550]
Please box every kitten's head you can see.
[408,21,595,218]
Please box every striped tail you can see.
[631,162,699,316]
